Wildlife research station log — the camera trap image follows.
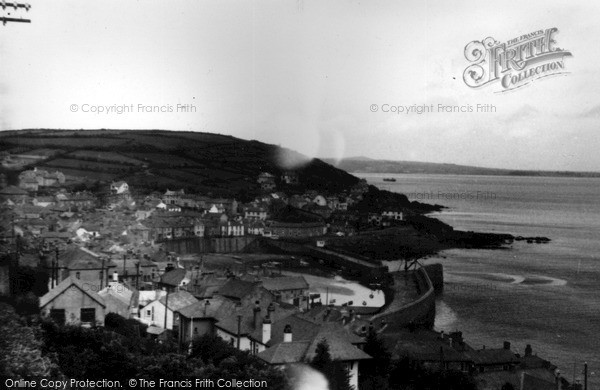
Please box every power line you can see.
[1,2,31,25]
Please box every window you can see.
[146,310,151,317]
[230,337,235,346]
[76,271,81,279]
[80,308,96,324]
[194,327,198,334]
[50,309,66,325]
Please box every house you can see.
[245,219,266,236]
[381,329,475,373]
[109,257,158,287]
[45,245,116,291]
[158,268,190,292]
[474,344,562,390]
[468,342,521,373]
[33,196,56,208]
[18,167,65,190]
[129,222,151,241]
[267,206,327,238]
[281,171,299,185]
[257,172,276,184]
[163,189,185,205]
[313,195,328,207]
[243,205,268,220]
[57,191,97,210]
[261,276,309,307]
[98,276,138,318]
[110,181,129,195]
[257,172,276,191]
[220,220,245,237]
[19,205,45,219]
[40,276,107,327]
[138,290,198,330]
[382,210,403,221]
[288,195,308,209]
[367,213,382,226]
[255,316,371,390]
[176,296,227,348]
[302,203,332,219]
[0,185,28,203]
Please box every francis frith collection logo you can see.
[463,28,572,92]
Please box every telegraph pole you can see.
[0,2,32,25]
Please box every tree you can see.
[501,383,515,390]
[311,338,353,390]
[311,338,333,373]
[0,303,61,378]
[360,327,391,390]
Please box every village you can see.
[0,160,572,390]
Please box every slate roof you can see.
[40,275,106,308]
[213,299,297,336]
[158,290,198,312]
[270,206,325,224]
[304,329,372,362]
[59,246,116,270]
[218,279,261,301]
[176,296,228,319]
[381,329,474,363]
[467,348,520,365]
[257,341,311,364]
[159,268,187,286]
[262,276,309,292]
[98,282,134,306]
[254,312,370,365]
[249,314,320,346]
[0,185,28,195]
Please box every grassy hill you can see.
[0,129,359,199]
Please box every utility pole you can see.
[101,258,105,289]
[136,261,140,290]
[123,254,127,281]
[53,246,59,289]
[0,2,32,25]
[236,314,242,350]
[163,288,169,331]
[584,362,588,390]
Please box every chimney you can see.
[283,324,292,343]
[253,301,261,330]
[525,344,532,357]
[267,302,275,317]
[112,271,119,282]
[503,341,511,350]
[203,299,210,317]
[262,316,272,344]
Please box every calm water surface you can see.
[359,173,600,388]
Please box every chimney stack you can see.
[525,344,532,357]
[262,316,272,344]
[253,301,261,330]
[283,324,292,343]
[112,271,119,282]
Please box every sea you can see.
[358,173,600,389]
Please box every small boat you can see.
[383,177,396,182]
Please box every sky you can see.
[1,0,600,171]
